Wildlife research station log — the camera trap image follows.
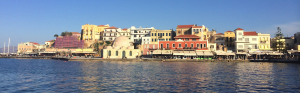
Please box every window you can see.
[158,33,160,36]
[152,33,153,36]
[169,38,171,41]
[245,38,249,42]
[108,51,111,56]
[173,43,175,48]
[169,33,171,36]
[204,44,206,47]
[134,35,136,37]
[152,39,153,42]
[155,39,157,42]
[238,38,242,41]
[147,51,149,55]
[185,39,189,41]
[167,44,169,49]
[116,51,118,56]
[191,44,194,48]
[161,44,163,49]
[155,33,156,36]
[166,33,168,36]
[185,43,187,47]
[130,51,132,56]
[144,45,146,48]
[200,44,203,48]
[147,45,149,48]
[197,44,199,47]
[192,39,196,41]
[239,33,242,35]
[179,44,182,48]
[252,38,257,41]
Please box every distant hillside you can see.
[0,46,18,53]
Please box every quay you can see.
[1,56,299,63]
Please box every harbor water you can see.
[0,58,299,92]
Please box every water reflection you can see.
[0,59,300,92]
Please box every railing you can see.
[260,41,267,43]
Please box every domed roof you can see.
[113,36,131,47]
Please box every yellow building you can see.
[224,31,235,49]
[191,25,209,40]
[102,36,141,58]
[150,29,175,44]
[257,33,271,50]
[271,37,294,51]
[81,24,110,42]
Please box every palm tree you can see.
[54,34,59,37]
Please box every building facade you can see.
[130,26,154,43]
[257,33,271,50]
[102,36,140,58]
[103,26,122,41]
[150,29,175,44]
[81,24,110,41]
[54,36,84,49]
[224,31,235,50]
[191,25,209,40]
[176,25,194,36]
[235,28,259,52]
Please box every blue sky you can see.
[0,0,299,48]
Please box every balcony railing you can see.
[260,41,267,43]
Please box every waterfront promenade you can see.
[1,56,299,62]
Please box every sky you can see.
[0,0,299,48]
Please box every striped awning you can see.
[173,51,184,55]
[152,50,162,54]
[184,51,196,56]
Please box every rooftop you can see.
[193,26,203,28]
[225,30,233,32]
[236,28,244,30]
[174,35,200,38]
[106,26,117,29]
[177,25,194,28]
[244,31,257,36]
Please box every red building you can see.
[54,36,84,48]
[158,35,208,50]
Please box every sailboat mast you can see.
[8,38,10,55]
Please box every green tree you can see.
[54,34,59,37]
[61,32,66,36]
[273,27,285,52]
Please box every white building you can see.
[141,36,151,45]
[103,26,122,41]
[130,26,154,43]
[235,28,259,52]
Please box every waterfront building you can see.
[257,33,271,51]
[45,40,54,48]
[81,24,110,41]
[17,42,45,55]
[294,32,300,50]
[235,28,259,52]
[120,28,131,40]
[102,36,141,59]
[142,29,174,57]
[271,37,295,51]
[153,35,214,59]
[150,29,175,44]
[54,36,84,49]
[224,31,235,50]
[103,26,122,41]
[130,26,154,43]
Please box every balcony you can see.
[260,41,267,43]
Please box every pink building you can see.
[142,44,158,57]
